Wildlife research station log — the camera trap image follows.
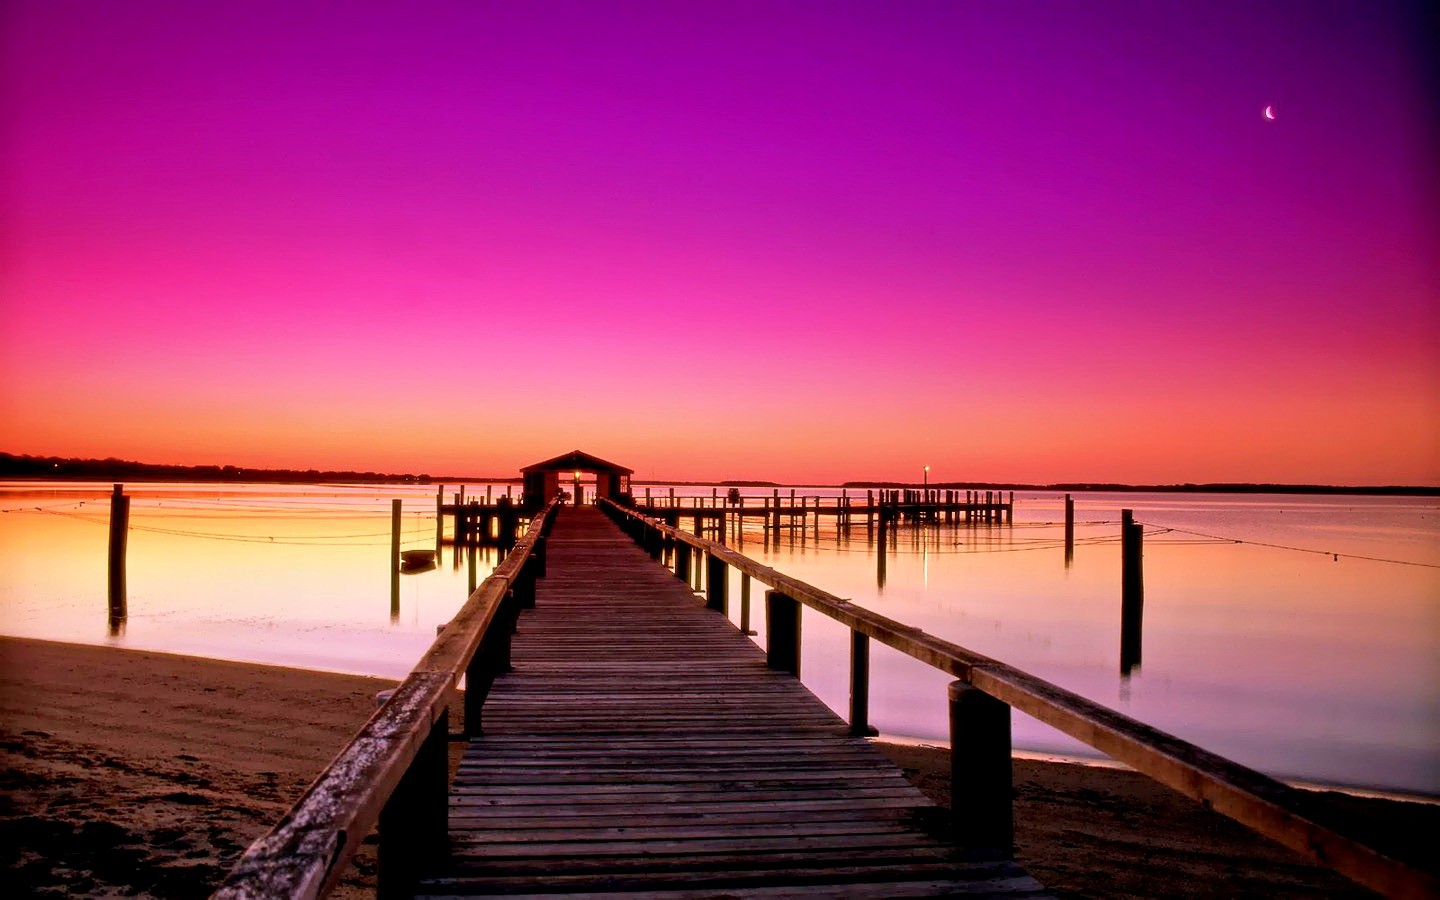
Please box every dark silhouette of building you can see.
[520,450,633,509]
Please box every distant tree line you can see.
[0,452,444,484]
[842,480,1438,496]
[3,452,1432,495]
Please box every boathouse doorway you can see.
[519,450,633,510]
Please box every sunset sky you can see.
[3,1,1436,485]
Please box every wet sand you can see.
[2,636,1433,897]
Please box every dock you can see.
[419,507,1045,897]
[441,487,1014,546]
[217,486,1434,900]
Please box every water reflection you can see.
[2,481,1437,794]
[662,487,1438,795]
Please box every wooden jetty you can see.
[216,496,1436,900]
[441,487,1015,547]
[422,507,1045,897]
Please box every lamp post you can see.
[923,465,930,504]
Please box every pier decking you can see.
[417,507,1047,897]
[217,493,1432,900]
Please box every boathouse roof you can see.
[520,450,634,475]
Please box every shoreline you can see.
[878,734,1440,807]
[4,636,1435,897]
[6,466,1439,497]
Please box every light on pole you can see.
[923,465,929,488]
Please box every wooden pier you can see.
[419,507,1046,897]
[440,488,1016,548]
[218,494,1436,900]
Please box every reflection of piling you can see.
[390,499,401,621]
[1120,509,1144,674]
[876,532,887,590]
[107,484,129,630]
[1064,494,1074,567]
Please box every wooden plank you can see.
[415,507,1045,899]
[599,500,1437,900]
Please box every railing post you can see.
[517,555,537,609]
[534,535,547,579]
[948,681,1013,857]
[739,573,754,635]
[705,554,728,614]
[765,590,801,676]
[674,540,691,582]
[849,630,877,736]
[377,706,449,898]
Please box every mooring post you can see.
[705,554,728,614]
[467,544,478,594]
[849,630,878,736]
[1064,493,1075,564]
[948,681,1014,856]
[390,499,401,619]
[435,485,444,550]
[107,484,129,627]
[1121,509,1144,673]
[376,705,449,899]
[739,573,754,634]
[764,590,801,676]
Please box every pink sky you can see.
[3,1,1437,484]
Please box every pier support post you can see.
[849,631,878,736]
[739,573,755,635]
[705,554,728,614]
[1121,509,1144,673]
[377,706,448,899]
[765,591,801,676]
[674,540,691,583]
[948,681,1013,856]
[107,484,129,631]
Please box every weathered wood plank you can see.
[416,506,1045,899]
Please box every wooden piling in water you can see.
[390,499,401,620]
[107,484,129,628]
[1121,509,1144,673]
[435,486,444,549]
[1064,493,1075,565]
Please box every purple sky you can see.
[3,1,1437,483]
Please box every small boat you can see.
[400,549,436,572]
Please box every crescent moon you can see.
[1264,105,1275,120]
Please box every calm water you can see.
[2,481,1436,796]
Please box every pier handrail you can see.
[599,498,1435,899]
[213,498,560,900]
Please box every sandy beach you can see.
[2,636,1433,898]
